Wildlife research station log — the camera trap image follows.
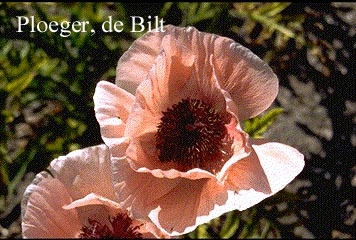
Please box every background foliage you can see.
[0,2,355,238]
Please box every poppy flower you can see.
[94,25,304,236]
[21,144,167,238]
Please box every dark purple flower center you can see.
[156,98,233,170]
[79,212,142,239]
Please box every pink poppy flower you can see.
[21,144,167,238]
[94,25,305,236]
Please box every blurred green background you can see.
[0,2,355,238]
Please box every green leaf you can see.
[230,2,305,46]
[244,108,283,138]
[257,2,291,18]
[177,2,221,25]
[4,72,35,95]
[0,157,10,187]
[195,224,212,239]
[4,59,47,96]
[260,221,271,238]
[237,208,258,238]
[160,2,174,17]
[0,41,13,61]
[251,12,295,38]
[219,210,241,238]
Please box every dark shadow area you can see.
[271,3,356,238]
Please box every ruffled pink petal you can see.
[224,147,272,194]
[115,25,185,92]
[116,25,278,120]
[122,36,252,179]
[149,35,195,112]
[63,193,128,233]
[112,149,250,236]
[250,139,305,193]
[94,81,135,151]
[141,222,170,239]
[112,153,206,235]
[123,34,197,139]
[21,173,81,238]
[63,193,122,212]
[113,152,235,236]
[111,139,304,236]
[148,141,303,236]
[118,25,230,114]
[111,153,184,214]
[125,33,225,137]
[222,139,305,211]
[211,42,279,120]
[48,144,117,202]
[146,139,304,235]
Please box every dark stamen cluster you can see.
[155,98,232,169]
[79,212,142,239]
